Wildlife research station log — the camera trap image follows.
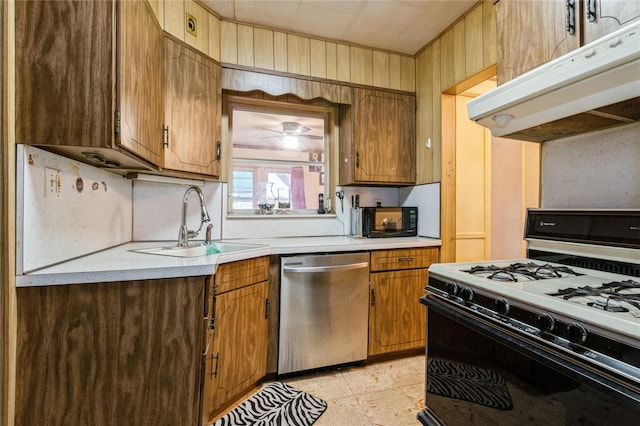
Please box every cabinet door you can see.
[582,0,640,44]
[205,281,269,420]
[496,0,580,83]
[16,277,204,426]
[368,269,428,356]
[118,0,164,165]
[352,88,416,184]
[15,0,114,147]
[164,37,222,177]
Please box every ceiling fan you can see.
[261,121,323,141]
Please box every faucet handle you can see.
[205,224,213,245]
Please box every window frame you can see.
[226,96,335,216]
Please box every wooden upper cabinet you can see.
[15,1,114,149]
[118,0,164,165]
[496,0,640,83]
[496,0,580,83]
[342,88,416,185]
[582,0,640,44]
[163,36,222,177]
[15,0,163,168]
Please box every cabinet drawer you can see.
[214,256,270,294]
[370,247,439,272]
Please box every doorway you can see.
[440,74,540,263]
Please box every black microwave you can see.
[351,206,418,238]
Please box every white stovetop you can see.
[16,236,441,287]
[428,260,640,344]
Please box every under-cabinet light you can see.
[126,173,205,186]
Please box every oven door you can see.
[418,291,640,426]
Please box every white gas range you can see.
[420,210,640,425]
[428,257,640,344]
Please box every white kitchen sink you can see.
[130,242,266,258]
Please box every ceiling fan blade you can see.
[295,126,312,134]
[261,127,284,134]
[300,134,324,140]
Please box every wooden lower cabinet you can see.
[203,257,270,423]
[15,277,205,426]
[368,247,438,356]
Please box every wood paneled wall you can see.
[160,0,415,92]
[415,0,496,184]
[220,23,415,92]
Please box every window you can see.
[228,97,332,215]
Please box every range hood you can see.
[467,22,640,142]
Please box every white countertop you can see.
[16,236,441,287]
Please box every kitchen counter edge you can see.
[16,236,441,287]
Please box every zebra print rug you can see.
[213,382,327,426]
[427,358,513,410]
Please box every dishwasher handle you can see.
[282,262,369,274]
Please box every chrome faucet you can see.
[177,186,211,247]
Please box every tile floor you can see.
[217,354,640,426]
[235,354,427,426]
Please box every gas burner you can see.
[588,297,628,313]
[548,281,640,311]
[462,262,583,282]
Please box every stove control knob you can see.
[445,281,459,296]
[537,313,556,332]
[567,323,588,344]
[495,298,510,315]
[460,287,475,302]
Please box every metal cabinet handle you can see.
[566,0,576,35]
[210,353,219,377]
[216,140,221,160]
[398,257,415,262]
[370,288,376,306]
[586,0,596,23]
[162,125,169,148]
[356,150,360,168]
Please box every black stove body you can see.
[419,210,640,425]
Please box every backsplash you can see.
[541,122,640,208]
[400,183,440,238]
[17,146,442,274]
[16,145,132,273]
[132,180,223,241]
[220,183,440,239]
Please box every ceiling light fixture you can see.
[282,135,298,148]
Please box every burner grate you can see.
[528,250,640,277]
[462,262,583,282]
[547,280,640,311]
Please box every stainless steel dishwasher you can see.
[278,252,370,375]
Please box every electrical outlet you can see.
[186,13,197,36]
[45,167,62,199]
